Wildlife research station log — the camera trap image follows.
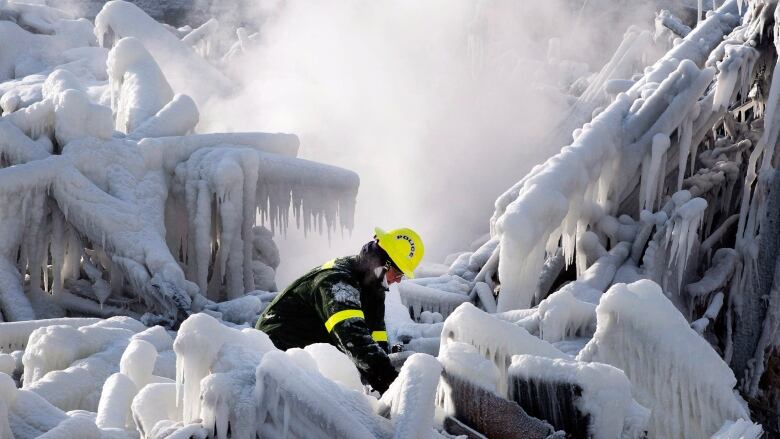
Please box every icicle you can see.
[644,133,671,211]
[698,0,703,26]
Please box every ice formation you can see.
[4,0,780,437]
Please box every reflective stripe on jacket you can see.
[256,256,396,392]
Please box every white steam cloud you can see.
[198,0,658,286]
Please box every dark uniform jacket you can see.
[256,256,398,392]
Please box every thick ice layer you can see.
[96,372,137,429]
[173,313,275,424]
[577,280,750,438]
[94,0,231,105]
[441,303,567,397]
[0,318,100,353]
[303,343,363,392]
[107,37,174,133]
[131,382,180,438]
[127,93,199,140]
[23,317,144,385]
[255,350,393,438]
[378,353,442,439]
[523,287,597,343]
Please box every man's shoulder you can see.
[314,256,358,282]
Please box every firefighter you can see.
[256,227,424,393]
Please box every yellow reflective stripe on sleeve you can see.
[321,259,336,269]
[371,331,388,342]
[324,309,365,332]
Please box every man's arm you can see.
[318,281,398,393]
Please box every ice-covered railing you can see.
[0,1,360,324]
[577,280,749,438]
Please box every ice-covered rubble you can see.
[508,354,648,438]
[578,280,749,438]
[440,302,568,397]
[2,0,779,436]
[0,0,359,326]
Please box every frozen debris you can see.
[578,280,750,438]
[441,303,567,397]
[126,93,199,140]
[408,275,473,296]
[385,287,444,350]
[508,355,648,438]
[202,294,265,326]
[23,316,145,386]
[472,282,496,313]
[436,343,556,439]
[665,195,708,292]
[96,372,137,430]
[580,241,631,293]
[2,371,127,439]
[437,342,499,393]
[448,238,498,282]
[397,282,470,321]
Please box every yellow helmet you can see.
[374,227,424,279]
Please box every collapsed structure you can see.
[1,0,780,437]
[0,0,359,328]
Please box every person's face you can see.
[385,265,404,285]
